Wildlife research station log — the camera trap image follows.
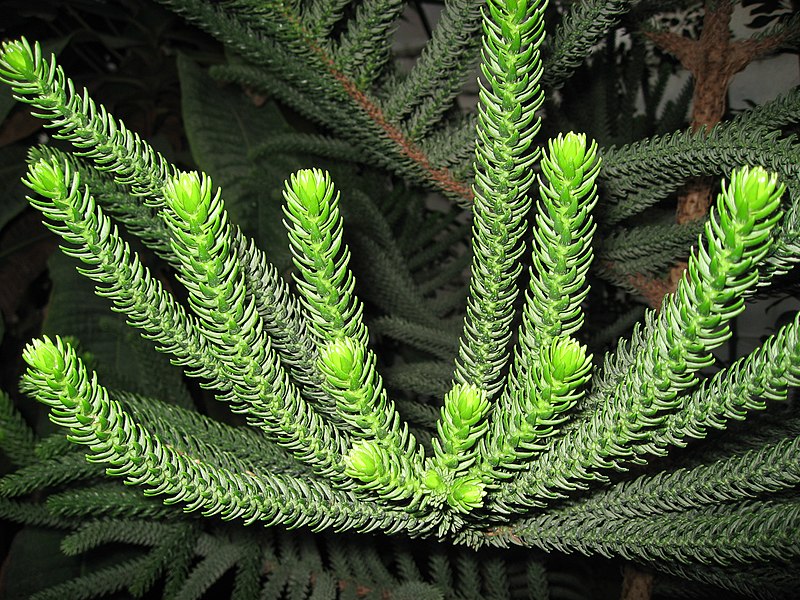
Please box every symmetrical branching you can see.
[1,1,800,598]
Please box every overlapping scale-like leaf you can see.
[21,336,414,532]
[161,171,350,483]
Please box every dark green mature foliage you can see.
[1,0,799,598]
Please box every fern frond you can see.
[655,75,693,134]
[229,535,263,600]
[526,561,549,600]
[59,518,201,597]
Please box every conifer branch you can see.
[542,0,634,88]
[319,336,427,508]
[1,0,799,588]
[473,133,596,485]
[494,166,785,507]
[0,496,73,529]
[506,498,800,566]
[0,38,316,397]
[303,0,355,37]
[117,391,302,476]
[599,110,800,225]
[453,0,547,397]
[510,432,800,529]
[21,336,421,533]
[161,171,351,481]
[283,169,368,347]
[424,384,491,513]
[158,0,474,202]
[0,389,36,466]
[334,0,406,89]
[518,132,599,353]
[384,0,483,139]
[22,159,227,388]
[0,450,100,498]
[46,483,182,520]
[653,309,800,449]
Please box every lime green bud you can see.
[423,469,445,493]
[23,336,66,375]
[550,132,588,182]
[164,171,211,223]
[445,384,489,426]
[345,441,383,482]
[319,337,361,382]
[732,166,783,216]
[1,40,35,79]
[290,169,330,215]
[448,477,485,512]
[548,337,590,382]
[26,160,66,199]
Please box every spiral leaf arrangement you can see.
[1,0,799,594]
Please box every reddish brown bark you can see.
[276,3,473,204]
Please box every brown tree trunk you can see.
[620,564,654,600]
[636,0,792,306]
[620,4,794,596]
